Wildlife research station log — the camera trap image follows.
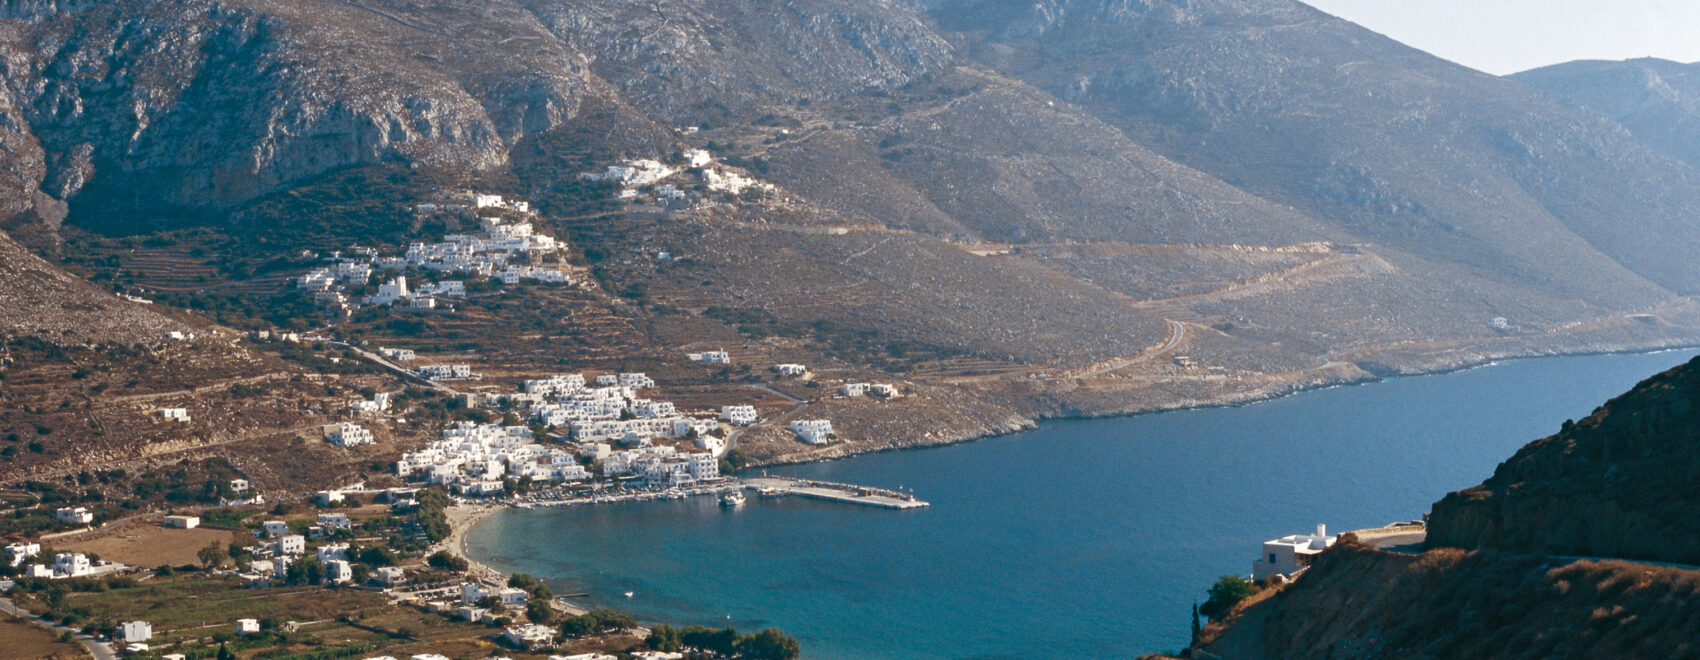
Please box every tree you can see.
[681,626,741,656]
[216,643,236,660]
[1199,575,1255,621]
[646,624,682,651]
[739,628,801,660]
[427,550,467,572]
[198,542,227,569]
[1191,601,1202,642]
[525,598,553,624]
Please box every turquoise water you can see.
[466,350,1700,659]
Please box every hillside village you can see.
[295,194,576,316]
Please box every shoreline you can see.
[439,502,593,616]
[743,340,1700,470]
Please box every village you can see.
[294,193,575,316]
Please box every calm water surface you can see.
[466,350,1699,659]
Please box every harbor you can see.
[741,476,930,510]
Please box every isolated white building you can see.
[1252,524,1338,581]
[790,419,834,445]
[687,350,731,364]
[841,382,870,397]
[56,507,93,525]
[871,383,900,398]
[237,618,260,635]
[163,515,199,529]
[774,363,807,376]
[118,620,152,642]
[157,408,190,422]
[326,422,375,447]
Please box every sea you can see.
[465,349,1700,659]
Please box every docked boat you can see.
[719,491,746,508]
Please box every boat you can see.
[719,491,746,508]
[624,591,634,598]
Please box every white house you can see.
[1252,524,1337,581]
[318,512,352,529]
[871,383,900,398]
[841,382,870,397]
[316,490,346,506]
[497,586,528,606]
[157,408,190,422]
[790,419,834,445]
[56,507,93,525]
[5,542,40,567]
[379,347,416,362]
[316,543,350,563]
[325,559,353,584]
[376,566,407,587]
[721,405,758,426]
[686,350,731,364]
[237,618,261,635]
[277,535,306,556]
[461,582,490,605]
[774,363,807,376]
[230,479,250,493]
[326,422,375,447]
[263,520,291,538]
[53,553,91,578]
[118,620,152,642]
[364,277,410,306]
[502,623,556,650]
[163,515,199,529]
[683,148,713,168]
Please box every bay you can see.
[465,349,1699,659]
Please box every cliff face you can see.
[1427,356,1700,564]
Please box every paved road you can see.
[0,596,116,660]
[329,341,462,397]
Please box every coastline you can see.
[743,339,1700,470]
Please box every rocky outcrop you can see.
[1428,356,1700,564]
[1200,542,1700,659]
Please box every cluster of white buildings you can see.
[293,194,573,311]
[589,444,720,488]
[397,370,749,493]
[584,149,773,204]
[325,422,375,447]
[842,382,900,398]
[20,552,108,579]
[397,422,590,495]
[417,364,475,380]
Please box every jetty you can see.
[741,476,929,510]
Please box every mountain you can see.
[1190,358,1700,659]
[1515,58,1700,173]
[2,1,1700,466]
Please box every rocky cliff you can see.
[1197,541,1700,659]
[1196,357,1700,658]
[1427,356,1700,564]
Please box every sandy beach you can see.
[442,503,588,616]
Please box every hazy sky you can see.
[1303,1,1700,75]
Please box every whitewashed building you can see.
[1252,524,1338,581]
[790,419,834,444]
[56,507,93,525]
[326,422,375,447]
[721,405,758,426]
